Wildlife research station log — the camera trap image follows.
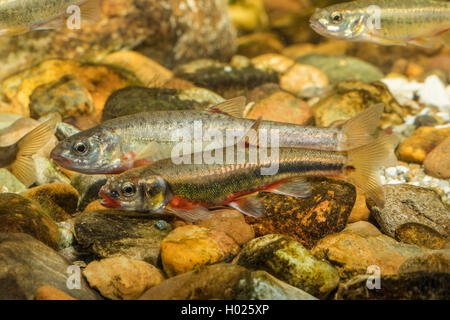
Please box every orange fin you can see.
[268,178,312,198]
[206,96,247,118]
[407,37,437,49]
[229,195,265,218]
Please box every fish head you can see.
[50,127,122,174]
[99,174,170,213]
[309,6,367,40]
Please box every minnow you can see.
[0,117,57,186]
[50,97,384,174]
[99,132,398,221]
[310,0,450,48]
[0,0,101,36]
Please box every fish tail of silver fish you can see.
[338,103,385,151]
[8,117,58,186]
[346,133,399,208]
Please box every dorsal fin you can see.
[206,96,247,117]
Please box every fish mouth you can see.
[99,187,121,208]
[309,18,327,33]
[50,151,72,167]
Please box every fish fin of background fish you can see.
[268,178,312,198]
[366,36,407,47]
[0,26,29,36]
[32,16,65,31]
[79,0,102,22]
[229,196,265,218]
[165,206,213,222]
[437,30,450,48]
[347,134,399,208]
[11,117,57,186]
[407,37,437,49]
[339,103,384,151]
[206,96,247,117]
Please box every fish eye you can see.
[331,12,343,23]
[73,142,88,154]
[121,182,136,197]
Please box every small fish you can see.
[0,117,57,186]
[99,132,398,221]
[50,97,384,174]
[310,0,450,48]
[0,0,101,36]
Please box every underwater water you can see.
[0,0,448,302]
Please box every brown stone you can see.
[83,256,165,300]
[280,63,329,96]
[195,209,255,246]
[161,225,240,277]
[21,183,79,222]
[244,177,355,249]
[246,91,313,125]
[397,126,450,164]
[423,136,450,179]
[312,230,426,279]
[395,223,447,250]
[35,286,77,300]
[0,193,60,249]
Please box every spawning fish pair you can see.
[310,0,450,48]
[98,127,397,221]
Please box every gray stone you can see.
[74,210,173,265]
[0,232,101,300]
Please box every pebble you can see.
[423,136,450,179]
[297,54,384,85]
[246,91,313,125]
[397,126,450,163]
[244,177,355,249]
[251,53,295,74]
[0,193,61,249]
[280,63,329,96]
[367,184,449,238]
[0,168,26,193]
[83,256,165,300]
[161,225,240,277]
[235,234,340,299]
[0,232,100,300]
[195,209,255,246]
[312,227,426,279]
[335,272,450,300]
[74,210,173,265]
[21,183,79,222]
[35,286,77,300]
[395,223,447,250]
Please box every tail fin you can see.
[11,117,57,186]
[338,103,384,151]
[346,134,399,208]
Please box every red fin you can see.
[133,159,153,168]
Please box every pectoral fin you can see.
[407,37,437,49]
[165,206,213,222]
[268,178,312,198]
[32,16,65,31]
[229,195,265,218]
